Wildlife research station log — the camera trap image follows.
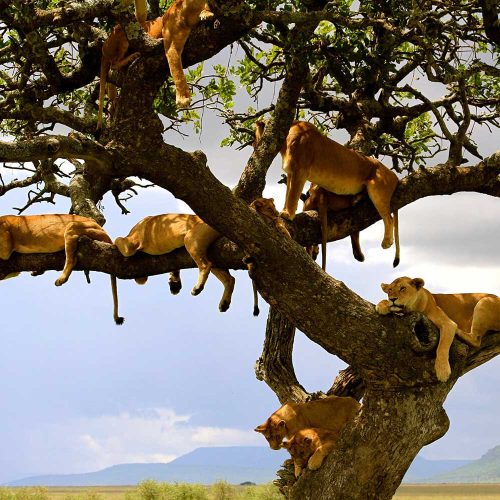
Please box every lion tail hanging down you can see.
[393,209,400,268]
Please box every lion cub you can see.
[282,428,339,477]
[0,214,123,324]
[376,276,500,382]
[114,213,234,312]
[255,395,360,450]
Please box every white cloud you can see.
[20,408,261,477]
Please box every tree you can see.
[0,0,499,498]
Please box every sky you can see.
[0,47,499,484]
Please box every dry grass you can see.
[394,483,500,499]
[3,483,500,499]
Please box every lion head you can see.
[281,429,319,468]
[254,415,288,450]
[380,276,425,311]
[250,197,280,221]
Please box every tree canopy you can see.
[0,0,499,498]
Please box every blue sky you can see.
[0,49,499,484]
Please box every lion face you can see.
[254,415,288,450]
[281,430,316,467]
[380,276,425,310]
[250,198,280,220]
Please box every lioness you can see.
[281,428,339,477]
[376,276,500,382]
[302,183,365,270]
[247,197,291,316]
[161,0,214,108]
[254,121,400,265]
[0,214,123,324]
[97,0,212,130]
[254,395,360,450]
[114,213,234,312]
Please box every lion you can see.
[97,0,212,130]
[254,120,400,267]
[281,428,339,477]
[254,395,360,450]
[247,197,291,316]
[376,276,500,382]
[0,214,123,324]
[161,0,214,108]
[114,213,235,312]
[302,183,365,270]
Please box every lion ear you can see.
[278,419,286,428]
[254,423,267,433]
[281,440,290,449]
[411,278,425,289]
[251,199,263,210]
[303,437,312,444]
[381,283,389,293]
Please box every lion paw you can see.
[176,95,191,109]
[381,237,393,249]
[199,10,214,20]
[279,210,292,221]
[54,276,67,286]
[191,285,203,296]
[308,455,324,471]
[435,359,451,382]
[219,299,231,312]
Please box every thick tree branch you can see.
[0,134,112,168]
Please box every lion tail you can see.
[393,210,400,267]
[319,190,328,271]
[252,279,260,316]
[111,275,125,325]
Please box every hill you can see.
[4,447,288,486]
[2,445,476,486]
[426,445,500,483]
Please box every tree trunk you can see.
[290,386,450,499]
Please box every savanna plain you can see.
[2,482,500,499]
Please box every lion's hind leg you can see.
[169,270,182,295]
[366,169,398,251]
[458,297,500,348]
[211,268,235,312]
[184,222,220,297]
[55,222,110,286]
[163,24,191,108]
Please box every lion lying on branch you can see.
[377,276,500,382]
[0,214,123,325]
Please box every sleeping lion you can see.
[376,276,500,382]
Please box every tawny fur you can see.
[254,120,400,267]
[0,214,123,324]
[282,428,339,477]
[114,213,234,312]
[97,0,148,131]
[255,395,360,450]
[376,276,500,382]
[302,183,365,270]
[247,198,291,316]
[97,0,213,130]
[161,0,213,108]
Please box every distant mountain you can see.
[4,447,288,487]
[425,445,500,483]
[403,456,471,482]
[3,445,487,487]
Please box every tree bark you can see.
[290,387,451,500]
